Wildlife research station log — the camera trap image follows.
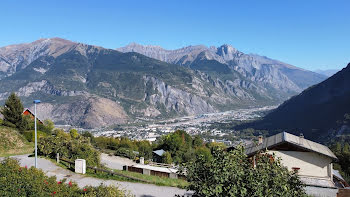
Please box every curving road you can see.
[2,154,193,197]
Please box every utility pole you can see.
[33,100,41,168]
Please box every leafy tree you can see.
[330,140,350,183]
[184,146,306,197]
[119,137,137,150]
[69,129,79,139]
[82,131,95,143]
[43,119,55,133]
[162,151,173,164]
[136,140,153,160]
[38,130,100,167]
[194,146,212,161]
[157,130,195,164]
[192,135,204,148]
[115,147,136,160]
[334,142,342,154]
[25,118,55,135]
[1,93,28,130]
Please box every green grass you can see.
[91,168,188,189]
[0,142,34,157]
[0,126,34,157]
[49,156,188,188]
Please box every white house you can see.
[244,132,344,197]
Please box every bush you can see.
[162,151,173,164]
[26,118,55,135]
[93,136,153,160]
[37,130,100,167]
[0,158,130,197]
[115,148,136,160]
[184,146,306,197]
[22,130,47,142]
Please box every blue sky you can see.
[0,0,349,70]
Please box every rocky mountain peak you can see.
[0,38,80,78]
[216,44,240,61]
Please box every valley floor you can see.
[1,154,192,197]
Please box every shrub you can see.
[115,148,136,160]
[37,130,100,167]
[0,158,130,197]
[22,130,47,142]
[162,151,173,164]
[26,118,55,135]
[184,146,307,197]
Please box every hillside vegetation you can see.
[0,126,33,156]
[237,63,350,141]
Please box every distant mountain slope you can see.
[0,38,297,128]
[314,69,340,77]
[246,63,350,141]
[117,43,326,93]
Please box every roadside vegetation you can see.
[0,158,131,197]
[0,126,33,157]
[0,93,307,194]
[92,135,155,160]
[184,146,307,197]
[89,168,188,188]
[0,93,54,156]
[91,129,214,165]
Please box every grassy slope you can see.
[0,126,34,157]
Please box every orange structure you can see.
[23,109,43,124]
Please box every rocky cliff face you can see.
[30,96,128,128]
[0,38,326,128]
[0,38,76,78]
[117,43,326,93]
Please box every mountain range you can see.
[117,43,326,92]
[314,69,340,77]
[240,63,350,141]
[0,38,326,128]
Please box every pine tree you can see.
[1,93,27,130]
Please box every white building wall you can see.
[268,150,332,179]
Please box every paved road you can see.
[2,154,193,197]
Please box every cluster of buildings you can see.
[24,106,349,196]
[237,132,349,197]
[123,131,348,197]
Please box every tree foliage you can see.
[162,151,173,164]
[38,130,100,167]
[157,130,211,164]
[0,158,130,197]
[331,141,350,183]
[93,136,154,160]
[0,93,27,130]
[184,146,306,197]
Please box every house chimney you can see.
[258,135,263,145]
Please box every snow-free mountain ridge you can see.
[0,38,326,128]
